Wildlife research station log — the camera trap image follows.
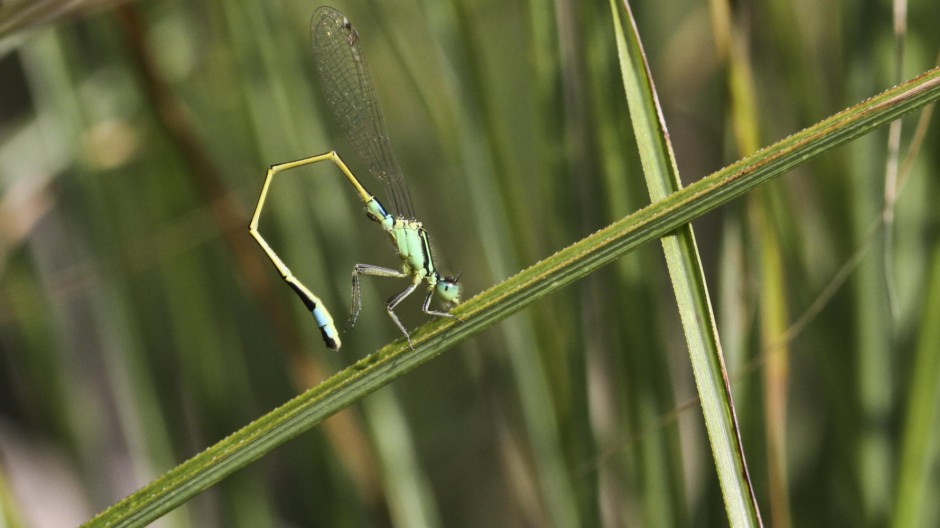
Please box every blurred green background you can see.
[0,0,938,526]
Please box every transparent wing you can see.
[311,6,415,219]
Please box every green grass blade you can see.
[714,2,795,525]
[608,0,761,524]
[892,243,940,528]
[85,67,940,527]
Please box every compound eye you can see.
[436,278,461,303]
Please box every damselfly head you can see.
[436,273,462,304]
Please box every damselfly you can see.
[249,6,462,350]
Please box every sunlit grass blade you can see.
[608,0,761,524]
[892,243,940,528]
[713,1,795,525]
